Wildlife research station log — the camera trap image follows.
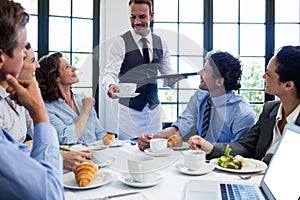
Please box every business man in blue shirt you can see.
[138,50,256,151]
[0,1,63,199]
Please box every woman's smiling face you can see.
[18,47,40,80]
[55,57,79,86]
[263,56,285,97]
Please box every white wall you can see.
[98,0,131,133]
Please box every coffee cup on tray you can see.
[118,83,137,94]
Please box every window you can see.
[274,0,300,50]
[15,0,38,54]
[153,0,300,120]
[213,0,266,118]
[153,0,204,122]
[48,0,95,96]
[16,0,100,97]
[16,0,300,123]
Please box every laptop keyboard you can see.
[220,183,261,200]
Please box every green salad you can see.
[60,146,71,152]
[217,145,242,169]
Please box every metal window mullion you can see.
[37,0,49,59]
[265,0,275,102]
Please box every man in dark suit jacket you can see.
[188,45,300,164]
[206,101,300,164]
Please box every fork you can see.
[238,175,251,180]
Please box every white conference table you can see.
[64,142,264,200]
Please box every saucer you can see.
[114,93,140,98]
[144,148,174,157]
[169,142,189,150]
[175,163,215,175]
[118,172,163,188]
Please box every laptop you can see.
[185,123,300,200]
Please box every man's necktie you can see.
[201,97,211,138]
[141,38,150,63]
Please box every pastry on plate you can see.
[73,162,98,187]
[167,135,182,147]
[102,133,115,145]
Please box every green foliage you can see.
[241,61,265,89]
[165,90,175,101]
[240,61,265,119]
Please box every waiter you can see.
[101,0,178,139]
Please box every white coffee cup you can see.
[183,150,206,171]
[127,155,155,182]
[118,83,137,94]
[150,138,167,152]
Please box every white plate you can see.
[69,144,108,152]
[118,172,162,188]
[144,148,174,157]
[175,163,215,175]
[63,171,112,189]
[69,144,88,151]
[209,158,268,173]
[169,142,189,150]
[92,156,116,168]
[105,140,124,147]
[87,145,108,151]
[114,93,140,98]
[89,140,125,147]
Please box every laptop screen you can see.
[261,123,300,200]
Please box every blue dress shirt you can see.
[172,90,256,142]
[0,123,64,199]
[45,93,106,145]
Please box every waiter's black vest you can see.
[118,31,163,111]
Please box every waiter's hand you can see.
[166,77,185,88]
[107,84,119,99]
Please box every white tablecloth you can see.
[64,143,264,200]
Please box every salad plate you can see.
[63,171,112,190]
[209,158,267,173]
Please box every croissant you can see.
[73,162,98,187]
[167,135,182,147]
[102,133,115,145]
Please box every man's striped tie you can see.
[201,97,211,138]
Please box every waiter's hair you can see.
[129,0,153,12]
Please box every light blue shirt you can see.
[0,123,64,199]
[45,93,106,145]
[0,85,33,142]
[172,90,256,142]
